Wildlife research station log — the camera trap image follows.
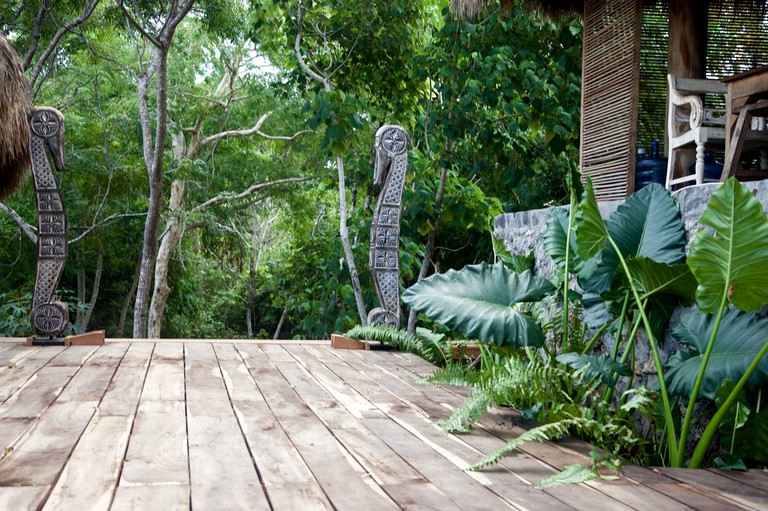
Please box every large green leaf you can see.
[402,262,554,347]
[607,184,686,264]
[687,178,768,313]
[665,309,768,400]
[492,234,534,273]
[623,257,697,305]
[739,408,768,464]
[544,207,596,278]
[574,178,608,261]
[577,184,685,327]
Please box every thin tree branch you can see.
[70,212,147,244]
[199,111,315,146]
[22,0,48,70]
[191,177,314,213]
[29,0,101,88]
[119,0,161,47]
[295,1,331,90]
[0,202,37,245]
[191,177,312,213]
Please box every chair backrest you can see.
[667,74,727,136]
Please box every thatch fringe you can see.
[450,0,583,19]
[452,0,768,19]
[0,31,31,199]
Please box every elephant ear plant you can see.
[404,177,768,469]
[668,178,768,467]
[555,177,768,467]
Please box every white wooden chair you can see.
[664,74,728,189]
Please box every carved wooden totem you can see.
[368,125,409,328]
[29,107,69,338]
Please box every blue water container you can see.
[688,151,724,181]
[635,141,667,191]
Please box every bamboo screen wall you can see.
[580,0,642,200]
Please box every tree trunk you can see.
[147,179,185,339]
[246,207,257,339]
[125,0,195,338]
[117,252,141,338]
[293,2,368,326]
[667,0,708,175]
[132,57,166,338]
[407,166,448,334]
[76,251,103,332]
[273,305,288,340]
[76,249,86,326]
[336,154,368,325]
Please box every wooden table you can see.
[721,66,768,179]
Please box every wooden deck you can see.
[0,339,766,510]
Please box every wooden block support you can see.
[451,343,481,360]
[65,330,105,346]
[331,334,371,350]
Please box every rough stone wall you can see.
[494,180,768,276]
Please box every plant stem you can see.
[675,290,729,466]
[689,338,768,467]
[605,306,643,404]
[609,238,679,464]
[562,188,576,349]
[581,320,612,355]
[610,292,632,359]
[619,313,642,365]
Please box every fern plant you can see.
[468,385,650,470]
[345,323,459,366]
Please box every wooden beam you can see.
[667,0,709,176]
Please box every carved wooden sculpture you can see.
[28,107,68,338]
[368,125,409,328]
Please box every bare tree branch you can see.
[191,176,313,213]
[22,0,48,70]
[198,110,314,147]
[0,202,37,244]
[70,212,147,245]
[28,0,101,88]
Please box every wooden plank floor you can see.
[0,339,767,510]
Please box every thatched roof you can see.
[451,0,768,19]
[0,31,31,199]
[450,0,581,18]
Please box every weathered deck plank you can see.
[217,344,334,511]
[185,342,271,510]
[242,343,399,511]
[43,415,132,511]
[0,338,765,510]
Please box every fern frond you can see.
[535,464,600,489]
[345,324,450,365]
[346,324,414,347]
[440,385,495,432]
[469,419,583,470]
[423,363,478,387]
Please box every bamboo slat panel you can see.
[580,0,642,200]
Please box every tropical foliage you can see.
[403,179,768,469]
[0,1,582,340]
